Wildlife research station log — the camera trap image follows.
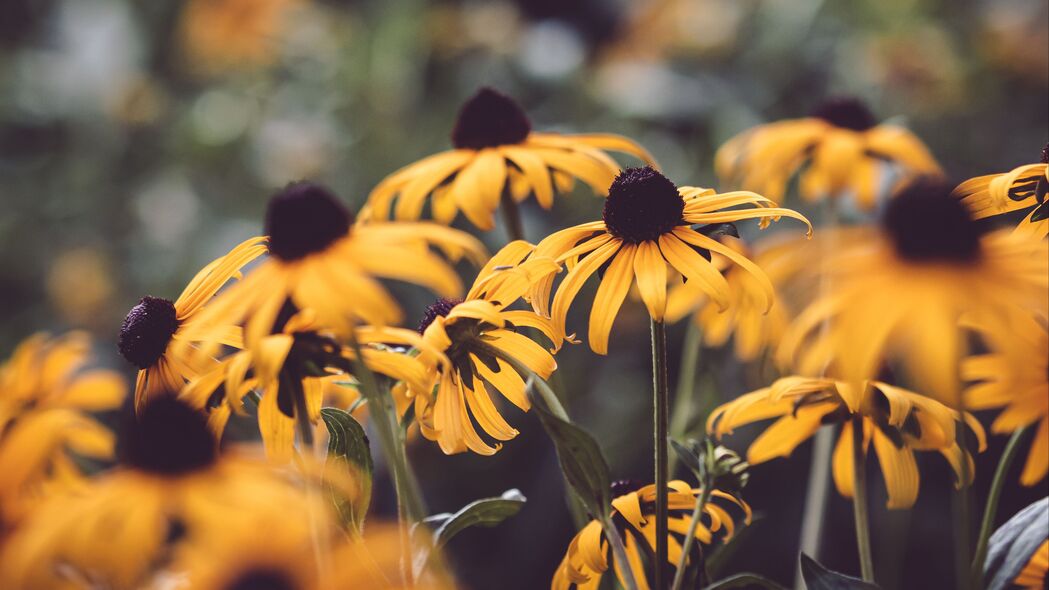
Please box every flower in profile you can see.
[715,97,942,208]
[983,498,1049,590]
[405,241,561,455]
[0,332,126,524]
[553,480,751,590]
[963,311,1048,486]
[530,166,810,354]
[953,144,1048,239]
[779,178,1049,402]
[1015,540,1048,589]
[708,375,986,508]
[181,181,486,350]
[119,237,267,413]
[664,235,794,362]
[178,0,303,75]
[365,87,656,231]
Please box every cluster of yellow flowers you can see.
[0,87,1046,590]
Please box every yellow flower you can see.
[0,332,126,525]
[530,166,810,354]
[708,375,986,508]
[119,237,267,413]
[715,97,942,208]
[664,235,793,362]
[399,241,561,455]
[0,396,345,590]
[181,182,486,351]
[953,144,1049,239]
[1015,540,1049,589]
[365,87,655,231]
[182,310,435,463]
[779,179,1049,402]
[963,311,1049,486]
[178,0,302,75]
[553,480,750,590]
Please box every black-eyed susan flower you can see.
[716,97,942,208]
[365,87,656,231]
[552,480,751,590]
[181,181,486,350]
[0,332,126,525]
[530,166,810,354]
[708,375,986,508]
[779,179,1049,402]
[664,235,793,362]
[0,396,346,590]
[119,237,267,413]
[402,241,561,455]
[953,144,1048,239]
[963,311,1048,486]
[178,0,302,74]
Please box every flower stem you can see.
[851,416,875,582]
[971,425,1031,585]
[286,373,315,451]
[652,319,670,590]
[668,320,703,475]
[954,413,975,590]
[794,426,835,588]
[500,191,526,243]
[601,515,641,590]
[671,485,712,590]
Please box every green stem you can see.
[955,414,975,590]
[285,373,315,450]
[668,320,703,475]
[500,191,526,243]
[851,416,875,583]
[971,425,1031,585]
[671,485,712,590]
[794,426,835,588]
[601,515,641,590]
[652,319,670,590]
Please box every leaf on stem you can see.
[799,553,880,590]
[320,407,374,535]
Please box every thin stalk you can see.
[671,486,712,590]
[668,320,703,475]
[794,427,835,589]
[851,417,875,582]
[652,319,670,590]
[601,515,641,590]
[971,426,1032,584]
[284,373,330,581]
[500,191,526,243]
[954,413,975,590]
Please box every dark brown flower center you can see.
[884,178,982,263]
[118,397,217,476]
[811,97,877,132]
[451,87,532,150]
[1040,143,1048,164]
[602,167,684,243]
[118,296,179,370]
[418,297,463,333]
[610,478,644,498]
[265,182,352,262]
[225,568,298,590]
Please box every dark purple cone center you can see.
[602,167,685,244]
[418,298,463,333]
[451,87,532,150]
[884,178,982,263]
[119,397,217,476]
[265,181,352,262]
[811,97,877,132]
[225,568,298,590]
[119,296,179,370]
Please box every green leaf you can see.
[531,394,612,519]
[320,408,374,535]
[672,438,704,479]
[703,573,790,590]
[413,489,526,578]
[984,497,1049,590]
[799,554,880,590]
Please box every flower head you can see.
[953,143,1049,239]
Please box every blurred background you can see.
[1,0,1046,588]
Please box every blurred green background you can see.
[1,0,1046,588]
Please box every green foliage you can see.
[320,407,374,535]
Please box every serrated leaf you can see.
[413,490,526,578]
[531,395,611,519]
[984,497,1049,590]
[320,408,373,534]
[703,573,789,590]
[800,554,880,590]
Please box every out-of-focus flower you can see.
[177,0,303,75]
[553,480,750,589]
[708,376,986,508]
[365,87,655,231]
[601,0,750,63]
[978,0,1049,84]
[1015,540,1049,589]
[664,235,792,362]
[954,144,1048,239]
[0,332,126,525]
[983,498,1049,590]
[963,311,1048,486]
[531,166,810,354]
[716,97,942,209]
[779,179,1049,403]
[181,182,486,350]
[405,241,560,455]
[118,237,267,413]
[46,247,116,329]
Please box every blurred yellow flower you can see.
[716,97,942,209]
[0,332,126,525]
[178,0,303,74]
[708,375,985,508]
[953,145,1048,239]
[365,87,655,231]
[531,166,810,354]
[46,247,116,329]
[553,480,750,590]
[1015,540,1049,589]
